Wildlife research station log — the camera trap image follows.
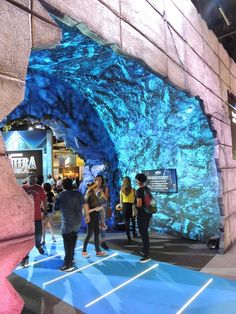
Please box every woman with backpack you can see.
[135,173,152,263]
[120,176,137,242]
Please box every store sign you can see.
[142,169,178,193]
[8,150,43,179]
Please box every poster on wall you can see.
[142,169,178,193]
[8,150,43,180]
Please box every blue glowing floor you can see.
[14,237,236,314]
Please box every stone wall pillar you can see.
[0,1,61,313]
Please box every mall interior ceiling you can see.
[1,119,69,154]
[191,0,236,62]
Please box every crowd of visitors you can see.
[20,172,154,270]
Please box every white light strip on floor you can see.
[16,245,83,270]
[176,278,213,314]
[43,252,118,286]
[85,263,159,308]
[45,238,63,244]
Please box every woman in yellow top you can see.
[120,176,137,242]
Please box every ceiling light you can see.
[219,6,231,26]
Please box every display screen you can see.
[142,169,178,193]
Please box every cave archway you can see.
[1,21,220,241]
[2,70,119,212]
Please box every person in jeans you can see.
[82,181,108,258]
[21,173,47,267]
[135,173,152,263]
[54,177,90,272]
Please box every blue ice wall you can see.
[1,22,220,241]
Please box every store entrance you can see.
[1,120,85,187]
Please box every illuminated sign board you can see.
[8,150,43,179]
[142,169,178,193]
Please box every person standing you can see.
[82,181,108,257]
[21,173,47,266]
[56,176,63,193]
[95,175,110,250]
[36,174,44,186]
[47,174,55,186]
[135,173,152,263]
[54,177,90,271]
[120,176,137,242]
[42,182,56,245]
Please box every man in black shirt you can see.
[54,178,90,271]
[135,173,152,263]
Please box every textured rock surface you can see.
[2,24,220,241]
[0,137,34,314]
[0,1,61,313]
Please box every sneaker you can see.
[82,251,89,258]
[140,256,151,263]
[38,247,44,255]
[101,242,110,250]
[20,256,29,267]
[59,265,75,272]
[41,241,46,246]
[96,251,108,257]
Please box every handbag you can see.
[116,204,123,211]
